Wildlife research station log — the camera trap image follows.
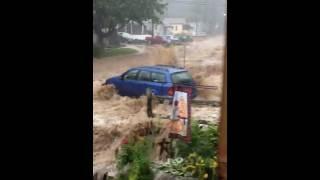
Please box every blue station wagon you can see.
[104,65,197,99]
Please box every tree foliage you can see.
[93,0,167,46]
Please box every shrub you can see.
[175,121,219,158]
[93,46,105,58]
[116,137,154,180]
[157,121,219,179]
[157,153,218,179]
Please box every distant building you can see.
[189,21,207,36]
[162,18,186,34]
[153,18,193,35]
[114,18,197,36]
[118,21,150,35]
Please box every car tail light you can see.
[168,87,174,96]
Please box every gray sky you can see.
[162,0,226,34]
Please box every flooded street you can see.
[93,35,225,172]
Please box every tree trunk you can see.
[95,30,105,48]
[108,30,120,47]
[94,27,120,48]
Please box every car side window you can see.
[151,72,166,83]
[124,70,139,80]
[137,70,151,81]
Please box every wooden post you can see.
[146,88,154,118]
[93,172,98,180]
[103,172,108,180]
[217,32,227,180]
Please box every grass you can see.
[93,47,138,58]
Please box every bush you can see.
[116,137,154,180]
[93,46,105,58]
[158,121,219,179]
[157,154,218,179]
[175,121,219,158]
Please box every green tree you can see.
[93,0,167,47]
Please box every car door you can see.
[135,70,152,96]
[135,70,166,96]
[120,69,140,96]
[150,72,167,96]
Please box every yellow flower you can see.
[204,173,208,179]
[213,161,218,168]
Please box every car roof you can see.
[133,65,187,74]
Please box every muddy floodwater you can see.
[93,36,225,172]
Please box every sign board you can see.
[168,87,192,142]
[169,91,188,136]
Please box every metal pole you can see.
[142,24,144,34]
[183,44,186,68]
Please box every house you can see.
[189,21,207,36]
[115,18,194,37]
[152,17,194,36]
[118,21,151,35]
[162,18,187,35]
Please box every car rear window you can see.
[171,71,193,84]
[151,72,166,83]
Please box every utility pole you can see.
[151,19,154,37]
[141,24,144,34]
[183,44,186,68]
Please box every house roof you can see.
[163,18,186,25]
